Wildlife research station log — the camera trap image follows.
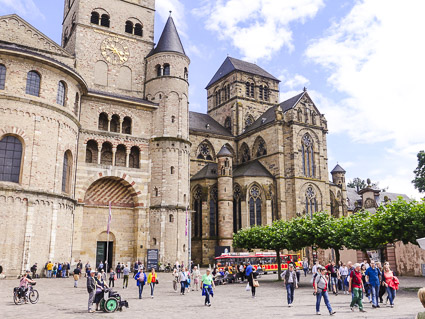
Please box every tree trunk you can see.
[335,248,341,264]
[276,249,282,281]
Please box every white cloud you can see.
[0,0,44,20]
[284,74,310,90]
[156,0,186,35]
[192,0,324,61]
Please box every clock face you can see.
[101,37,130,65]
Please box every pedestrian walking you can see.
[77,260,83,270]
[312,261,319,276]
[246,262,258,298]
[133,261,139,278]
[94,272,108,311]
[73,266,81,288]
[147,268,158,298]
[109,268,116,287]
[179,267,189,295]
[87,270,96,313]
[383,262,399,307]
[281,264,298,307]
[377,262,386,303]
[416,288,425,319]
[238,263,245,282]
[326,261,339,295]
[365,260,381,308]
[339,262,349,295]
[135,268,147,299]
[349,263,366,313]
[84,262,90,277]
[314,266,336,315]
[116,262,121,279]
[123,264,130,289]
[172,268,179,292]
[192,266,201,291]
[201,269,215,307]
[302,258,309,277]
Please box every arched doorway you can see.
[81,177,139,269]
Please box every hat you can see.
[90,270,95,273]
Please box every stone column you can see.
[21,201,35,273]
[49,203,59,261]
[97,148,102,165]
[107,117,111,132]
[112,147,117,166]
[126,149,131,168]
[217,146,233,248]
[119,119,123,134]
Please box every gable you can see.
[0,14,71,57]
[293,92,321,115]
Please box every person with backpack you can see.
[314,266,336,315]
[349,263,366,313]
[281,264,298,307]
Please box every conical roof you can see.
[331,164,346,174]
[217,145,233,157]
[147,16,186,57]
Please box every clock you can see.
[101,37,130,65]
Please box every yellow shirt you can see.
[47,263,53,271]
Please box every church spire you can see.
[148,16,186,57]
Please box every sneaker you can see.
[288,304,292,307]
[376,305,380,308]
[151,296,154,299]
[350,307,354,312]
[88,310,95,313]
[316,312,321,315]
[330,311,336,315]
[372,305,377,308]
[359,309,366,313]
[390,305,394,308]
[207,303,211,307]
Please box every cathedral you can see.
[0,0,348,276]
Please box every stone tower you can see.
[331,164,347,215]
[61,0,156,97]
[145,16,191,264]
[217,146,234,247]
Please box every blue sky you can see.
[1,0,424,198]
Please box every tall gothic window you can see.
[240,143,251,163]
[197,142,214,161]
[233,185,242,233]
[209,186,218,237]
[254,136,267,158]
[26,71,41,96]
[0,136,23,183]
[305,186,318,218]
[249,185,262,226]
[0,64,6,90]
[56,81,66,106]
[193,187,203,238]
[302,133,315,177]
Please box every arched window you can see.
[56,81,66,106]
[233,185,242,233]
[90,11,100,24]
[193,186,203,237]
[249,185,262,226]
[169,214,174,223]
[125,20,133,34]
[163,64,170,76]
[155,64,162,77]
[0,64,6,90]
[129,146,139,168]
[224,117,232,133]
[74,93,79,116]
[115,144,126,167]
[0,135,23,183]
[100,142,113,165]
[209,186,218,237]
[171,116,175,123]
[240,143,250,163]
[100,14,110,27]
[171,166,175,174]
[85,140,98,163]
[301,133,315,177]
[245,114,254,129]
[152,238,157,245]
[154,187,159,197]
[110,114,120,133]
[134,23,143,36]
[62,151,72,193]
[254,136,267,158]
[122,116,132,134]
[197,142,214,161]
[98,113,109,131]
[184,67,188,80]
[305,186,318,218]
[26,71,41,96]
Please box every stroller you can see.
[99,288,129,313]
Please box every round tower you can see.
[217,145,234,247]
[331,164,347,215]
[144,16,191,265]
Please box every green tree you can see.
[413,150,425,193]
[347,177,367,192]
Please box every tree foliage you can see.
[347,177,379,191]
[413,150,425,193]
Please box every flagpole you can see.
[106,201,111,273]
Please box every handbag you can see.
[114,274,117,281]
[253,280,260,287]
[245,283,251,291]
[156,279,159,284]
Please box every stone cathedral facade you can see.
[0,0,347,276]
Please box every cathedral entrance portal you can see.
[96,241,113,269]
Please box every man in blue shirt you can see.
[245,262,253,277]
[365,260,381,308]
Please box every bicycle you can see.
[13,283,39,305]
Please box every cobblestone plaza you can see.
[1,274,424,318]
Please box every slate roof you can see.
[191,163,218,181]
[233,160,274,178]
[217,145,233,157]
[346,187,410,211]
[88,90,158,106]
[147,16,186,57]
[206,57,279,88]
[280,92,305,112]
[189,112,233,136]
[346,187,362,210]
[331,164,346,174]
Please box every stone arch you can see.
[94,60,108,86]
[299,183,323,217]
[252,136,267,158]
[296,128,320,150]
[196,140,215,161]
[118,66,132,91]
[246,182,265,226]
[240,142,251,163]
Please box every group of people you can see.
[307,259,399,315]
[41,261,71,278]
